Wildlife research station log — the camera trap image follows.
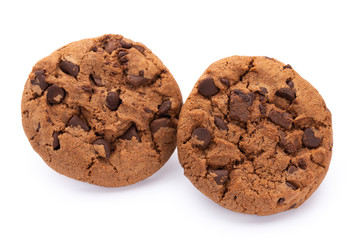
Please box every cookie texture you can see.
[177,56,332,215]
[22,34,182,187]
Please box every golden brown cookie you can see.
[177,56,332,215]
[22,34,182,187]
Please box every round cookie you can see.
[22,34,182,187]
[177,56,332,215]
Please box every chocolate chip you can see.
[53,132,60,150]
[150,118,175,133]
[120,125,140,142]
[139,70,144,77]
[289,203,297,209]
[91,46,98,52]
[133,45,145,53]
[144,108,153,113]
[36,123,41,132]
[278,198,285,204]
[279,138,297,154]
[208,169,228,185]
[120,39,132,49]
[81,85,92,93]
[198,77,219,97]
[126,74,151,87]
[31,70,49,91]
[233,89,250,101]
[104,40,119,53]
[288,165,298,174]
[286,79,294,89]
[106,92,121,111]
[275,88,296,103]
[192,127,211,150]
[298,158,307,170]
[214,116,228,131]
[229,93,250,123]
[268,110,293,129]
[284,64,293,69]
[259,87,268,96]
[47,85,65,104]
[220,78,230,87]
[120,58,128,64]
[286,181,299,190]
[259,104,267,115]
[302,128,321,148]
[68,115,90,131]
[158,100,172,116]
[90,74,103,86]
[93,138,111,158]
[59,60,79,77]
[118,50,128,58]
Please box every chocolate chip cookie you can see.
[177,56,332,215]
[22,34,182,187]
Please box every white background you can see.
[1,0,359,239]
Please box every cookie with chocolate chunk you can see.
[177,56,332,215]
[22,34,182,187]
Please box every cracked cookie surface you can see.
[22,34,182,187]
[177,56,332,215]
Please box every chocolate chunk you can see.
[36,123,41,132]
[284,64,293,69]
[31,70,49,91]
[302,128,321,148]
[268,110,293,129]
[59,60,79,77]
[91,46,98,52]
[248,92,256,105]
[93,138,111,158]
[208,169,228,185]
[120,57,128,64]
[192,127,211,150]
[104,40,119,53]
[118,50,128,58]
[120,39,132,49]
[275,88,296,102]
[233,89,250,102]
[298,158,307,170]
[81,85,92,93]
[220,78,230,87]
[52,132,60,150]
[286,181,299,190]
[106,92,121,111]
[158,100,172,116]
[126,74,151,86]
[278,198,285,204]
[90,74,103,86]
[229,93,250,123]
[286,79,294,89]
[47,85,65,104]
[279,138,297,154]
[259,104,267,115]
[120,125,140,142]
[144,108,153,113]
[214,116,228,131]
[150,118,174,133]
[198,77,219,97]
[259,87,268,95]
[133,45,145,53]
[68,115,90,131]
[289,203,297,209]
[288,165,298,174]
